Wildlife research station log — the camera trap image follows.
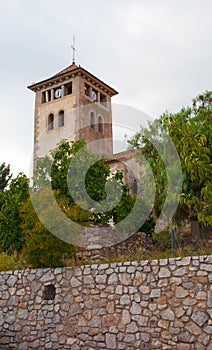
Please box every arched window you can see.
[98,116,103,133]
[90,111,95,129]
[48,113,54,130]
[58,110,64,127]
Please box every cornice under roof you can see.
[28,64,118,96]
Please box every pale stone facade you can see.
[28,64,118,159]
[28,63,141,192]
[106,149,142,192]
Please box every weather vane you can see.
[71,36,76,64]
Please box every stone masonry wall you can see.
[0,255,212,350]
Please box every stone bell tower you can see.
[28,61,118,160]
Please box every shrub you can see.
[0,253,25,272]
[21,194,75,268]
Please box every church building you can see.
[28,56,139,191]
[28,62,118,159]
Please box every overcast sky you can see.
[0,0,211,177]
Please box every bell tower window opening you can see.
[90,112,95,129]
[98,116,103,133]
[58,110,65,127]
[64,82,72,96]
[100,93,107,107]
[48,113,54,130]
[85,83,90,97]
[42,89,51,103]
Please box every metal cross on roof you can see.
[71,36,76,64]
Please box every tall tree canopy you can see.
[0,173,29,253]
[0,163,12,192]
[128,91,212,228]
[33,139,134,226]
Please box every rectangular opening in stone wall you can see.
[42,89,51,103]
[58,110,65,127]
[100,93,107,107]
[64,82,72,96]
[47,113,54,131]
[84,83,90,97]
[43,284,56,300]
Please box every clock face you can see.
[54,88,62,99]
[92,90,97,101]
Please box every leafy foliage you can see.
[0,253,25,272]
[21,194,75,268]
[0,162,12,192]
[0,163,12,210]
[0,173,29,253]
[128,91,212,227]
[33,140,135,227]
[163,91,212,226]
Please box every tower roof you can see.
[53,63,79,77]
[28,63,118,96]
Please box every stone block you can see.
[7,275,18,287]
[126,321,138,333]
[108,273,118,285]
[119,273,132,286]
[70,277,81,288]
[161,308,175,321]
[208,291,212,307]
[159,267,171,278]
[132,315,148,326]
[140,332,150,343]
[121,309,131,324]
[173,267,187,276]
[88,316,101,328]
[120,294,131,305]
[185,321,201,335]
[175,286,189,298]
[176,257,191,266]
[105,333,116,349]
[123,334,135,343]
[139,285,150,294]
[200,263,212,272]
[203,325,212,334]
[191,309,208,327]
[150,289,161,298]
[130,301,142,315]
[178,331,195,343]
[133,272,142,287]
[176,344,191,350]
[102,314,117,327]
[96,274,107,284]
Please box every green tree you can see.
[162,91,212,226]
[0,162,12,192]
[0,163,12,209]
[32,139,146,237]
[0,173,29,253]
[34,139,110,205]
[21,192,76,268]
[128,91,212,228]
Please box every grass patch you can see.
[0,253,26,272]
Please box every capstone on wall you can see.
[0,255,212,350]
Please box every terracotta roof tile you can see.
[53,63,78,77]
